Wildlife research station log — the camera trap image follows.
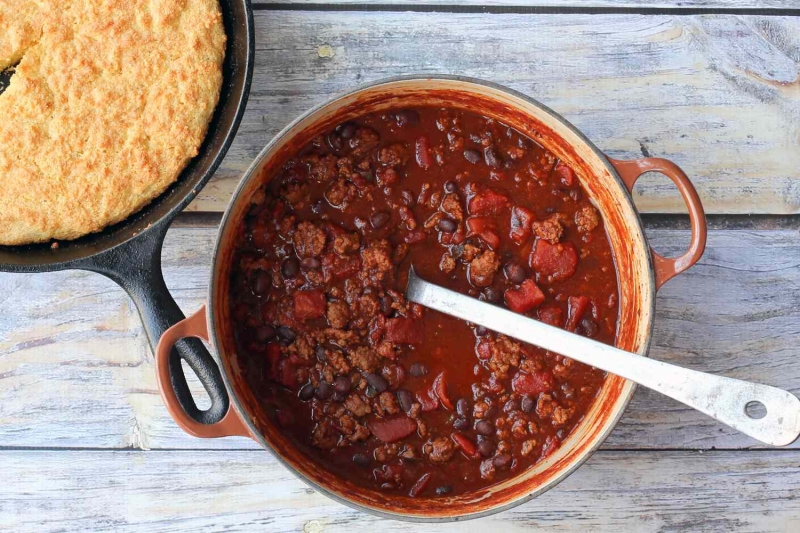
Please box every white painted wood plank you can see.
[194,11,800,215]
[254,1,799,9]
[1,450,798,532]
[1,225,799,450]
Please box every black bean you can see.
[484,406,498,419]
[437,218,457,233]
[301,257,321,269]
[327,132,343,151]
[477,438,495,457]
[474,326,488,337]
[444,180,457,193]
[397,389,415,413]
[333,375,351,394]
[312,200,325,214]
[463,149,481,165]
[252,270,270,295]
[365,385,378,398]
[281,257,300,278]
[338,122,357,139]
[277,326,296,345]
[353,453,371,468]
[332,392,346,403]
[401,189,416,206]
[456,398,470,417]
[254,324,276,343]
[370,211,391,229]
[520,395,535,413]
[504,399,519,413]
[561,383,575,400]
[315,345,327,362]
[298,383,315,401]
[504,262,527,284]
[452,417,469,430]
[493,453,512,469]
[409,363,428,377]
[475,419,494,436]
[557,429,568,440]
[365,373,389,393]
[395,109,419,127]
[315,381,333,400]
[435,485,453,496]
[482,287,501,303]
[580,317,599,338]
[484,146,502,168]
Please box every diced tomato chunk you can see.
[538,306,564,328]
[416,388,439,412]
[503,279,545,313]
[510,206,535,244]
[512,370,555,395]
[466,216,500,249]
[452,432,480,459]
[530,239,578,281]
[321,253,361,281]
[468,189,510,216]
[409,473,432,497]
[293,289,326,321]
[432,371,453,410]
[566,295,592,332]
[370,416,418,443]
[554,162,576,188]
[415,137,432,169]
[385,317,424,345]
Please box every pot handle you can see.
[156,305,251,438]
[609,157,707,290]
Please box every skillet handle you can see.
[76,217,231,427]
[156,306,250,438]
[609,157,707,290]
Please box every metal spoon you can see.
[406,268,800,446]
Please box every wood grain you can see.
[254,1,800,10]
[2,225,799,451]
[1,449,798,532]
[191,11,800,215]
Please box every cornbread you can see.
[0,0,226,245]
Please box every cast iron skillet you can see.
[0,0,255,427]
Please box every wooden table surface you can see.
[2,1,800,531]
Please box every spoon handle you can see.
[406,270,800,447]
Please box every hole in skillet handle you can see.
[745,401,768,420]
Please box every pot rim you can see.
[208,74,656,522]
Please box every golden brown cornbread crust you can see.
[0,0,226,245]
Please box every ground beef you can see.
[305,153,338,181]
[468,249,501,287]
[532,215,564,243]
[293,222,326,258]
[333,233,360,255]
[327,300,350,329]
[325,348,351,375]
[440,253,456,273]
[336,156,355,178]
[280,182,309,207]
[349,127,380,157]
[344,393,372,417]
[311,422,339,449]
[575,205,600,234]
[325,179,355,207]
[485,335,523,377]
[360,240,394,286]
[423,437,456,464]
[521,439,538,456]
[348,346,381,373]
[536,393,556,419]
[375,391,401,416]
[440,193,464,221]
[377,143,409,167]
[552,405,574,426]
[460,243,481,262]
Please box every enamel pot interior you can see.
[209,77,656,521]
